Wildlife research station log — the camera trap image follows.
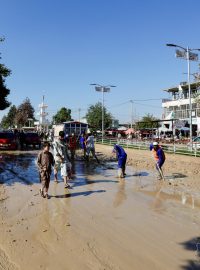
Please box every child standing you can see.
[37,142,54,199]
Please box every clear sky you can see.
[1,0,200,124]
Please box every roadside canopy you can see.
[125,128,135,135]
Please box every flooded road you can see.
[0,151,200,270]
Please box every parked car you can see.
[187,136,200,150]
[24,132,41,148]
[0,132,18,150]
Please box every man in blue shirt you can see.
[151,142,166,180]
[113,144,127,178]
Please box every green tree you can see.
[0,37,11,110]
[0,105,17,129]
[1,115,9,129]
[136,113,160,129]
[85,102,112,130]
[15,98,35,127]
[53,107,72,124]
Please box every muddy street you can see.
[0,149,200,270]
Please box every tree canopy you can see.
[15,98,35,127]
[136,113,160,129]
[53,107,72,124]
[1,105,17,129]
[0,37,11,110]
[85,102,112,130]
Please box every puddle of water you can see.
[0,153,39,185]
[1,152,199,212]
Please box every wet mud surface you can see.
[0,150,200,270]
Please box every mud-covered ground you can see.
[0,146,200,270]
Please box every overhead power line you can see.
[108,98,163,109]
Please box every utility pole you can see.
[130,100,133,129]
[78,108,81,122]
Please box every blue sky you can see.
[1,0,200,123]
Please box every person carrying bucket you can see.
[112,144,127,178]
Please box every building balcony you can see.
[163,108,200,120]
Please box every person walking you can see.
[151,141,166,180]
[53,131,72,188]
[85,132,99,163]
[69,133,77,160]
[37,142,54,199]
[79,133,86,159]
[112,144,127,178]
[19,130,25,150]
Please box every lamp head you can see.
[166,43,177,47]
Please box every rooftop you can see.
[163,81,200,93]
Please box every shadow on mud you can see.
[179,237,200,269]
[51,189,106,199]
[70,177,118,188]
[130,171,149,177]
[172,173,187,179]
[164,173,188,180]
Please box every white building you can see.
[162,80,200,136]
[37,96,49,131]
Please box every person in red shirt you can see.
[69,133,77,160]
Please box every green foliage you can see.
[85,102,112,130]
[15,98,35,127]
[53,107,72,124]
[0,64,11,77]
[1,115,9,129]
[136,113,160,129]
[0,105,17,129]
[0,75,11,110]
[0,37,11,110]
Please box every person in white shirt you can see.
[53,131,72,188]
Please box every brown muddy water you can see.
[0,150,200,270]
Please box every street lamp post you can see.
[90,83,116,142]
[166,43,200,147]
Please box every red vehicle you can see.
[0,132,18,150]
[24,132,41,148]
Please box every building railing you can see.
[95,137,200,157]
[163,108,200,119]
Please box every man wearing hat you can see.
[151,142,166,180]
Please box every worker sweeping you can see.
[151,141,166,180]
[112,144,127,178]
